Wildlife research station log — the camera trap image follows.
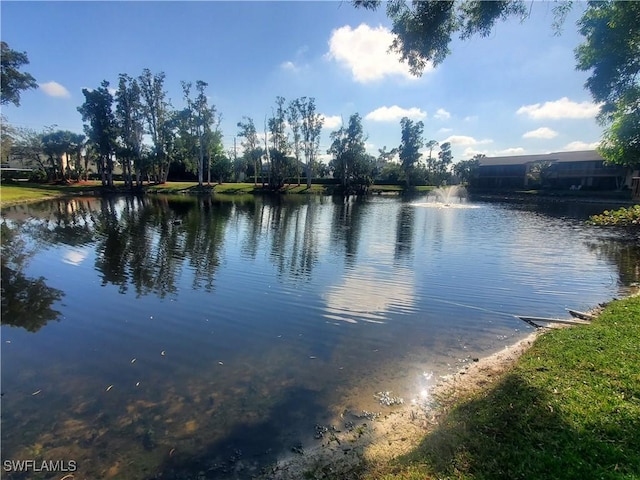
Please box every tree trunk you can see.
[207,154,211,186]
[100,155,106,186]
[163,162,170,183]
[58,155,65,182]
[260,158,265,187]
[106,155,114,187]
[198,139,204,186]
[254,159,258,186]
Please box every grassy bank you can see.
[366,294,640,480]
[0,181,103,205]
[0,181,435,207]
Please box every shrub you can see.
[588,205,640,226]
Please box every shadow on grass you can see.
[387,372,639,480]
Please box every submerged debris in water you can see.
[313,424,341,440]
[375,391,404,406]
[356,410,380,421]
[291,443,304,455]
[314,424,328,439]
[142,428,156,451]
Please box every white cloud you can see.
[462,147,489,158]
[463,115,478,122]
[317,153,333,164]
[62,248,89,266]
[563,140,600,151]
[437,127,453,134]
[461,146,525,158]
[434,108,451,120]
[327,24,428,83]
[442,135,492,146]
[321,114,342,129]
[522,127,559,139]
[517,97,601,119]
[497,147,526,155]
[365,105,426,122]
[39,81,71,98]
[280,60,304,73]
[323,266,414,324]
[248,132,269,147]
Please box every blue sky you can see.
[1,1,603,163]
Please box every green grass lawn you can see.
[366,295,640,480]
[0,181,105,205]
[1,181,433,207]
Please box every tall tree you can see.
[287,99,303,185]
[398,117,424,187]
[115,74,145,187]
[263,116,271,186]
[168,106,194,178]
[575,1,640,167]
[1,116,16,163]
[41,130,85,182]
[11,127,48,177]
[206,112,224,185]
[237,116,261,185]
[425,139,439,179]
[298,97,324,188]
[78,81,117,186]
[267,96,290,188]
[375,146,400,182]
[1,41,37,107]
[454,154,483,184]
[139,69,172,183]
[66,132,85,181]
[181,80,217,186]
[436,141,453,184]
[42,130,72,181]
[328,113,373,191]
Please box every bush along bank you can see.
[589,205,640,226]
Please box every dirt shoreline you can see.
[259,331,540,479]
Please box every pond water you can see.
[1,193,638,479]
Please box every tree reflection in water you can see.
[1,221,64,332]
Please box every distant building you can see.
[475,150,635,190]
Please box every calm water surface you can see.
[1,193,638,479]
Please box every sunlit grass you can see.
[364,295,640,480]
[1,180,436,207]
[1,181,103,205]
